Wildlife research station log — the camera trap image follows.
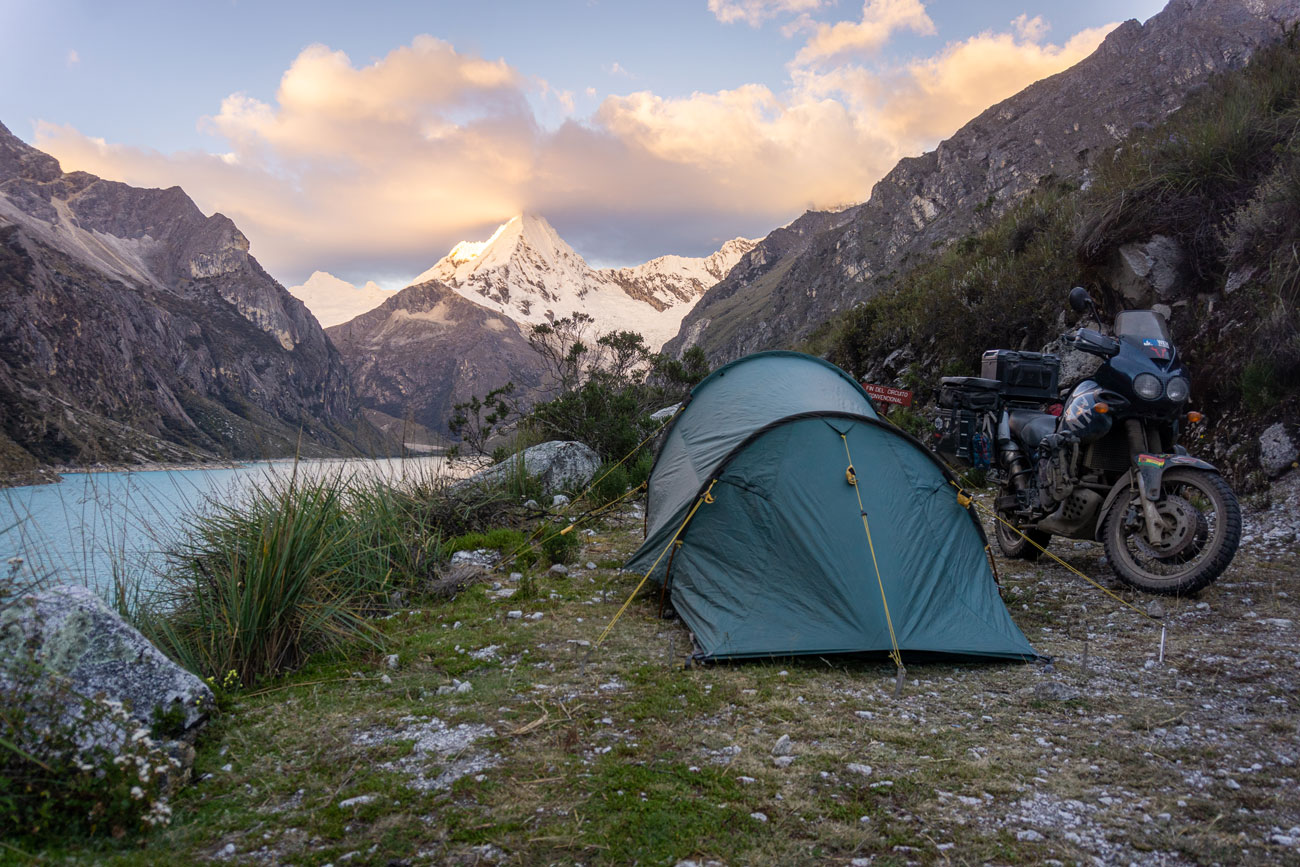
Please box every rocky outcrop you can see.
[0,122,383,471]
[669,0,1300,363]
[663,207,859,358]
[327,280,546,434]
[459,440,601,495]
[0,584,214,733]
[1107,235,1190,306]
[1259,423,1298,477]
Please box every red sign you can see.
[862,382,913,407]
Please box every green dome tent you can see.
[625,351,1037,662]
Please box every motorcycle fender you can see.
[1093,455,1221,542]
[1135,453,1219,501]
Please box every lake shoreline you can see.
[0,447,452,491]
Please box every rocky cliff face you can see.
[670,0,1300,364]
[326,280,545,435]
[0,122,379,476]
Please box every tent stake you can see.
[893,664,907,698]
[1082,618,1090,677]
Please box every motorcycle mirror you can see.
[1068,286,1092,313]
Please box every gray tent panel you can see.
[637,351,878,580]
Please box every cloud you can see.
[32,22,1115,282]
[793,0,936,67]
[708,0,825,28]
[1012,13,1051,43]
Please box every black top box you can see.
[938,376,1001,411]
[981,350,1060,402]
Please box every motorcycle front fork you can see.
[1125,418,1169,544]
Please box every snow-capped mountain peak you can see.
[410,214,756,349]
[288,271,393,328]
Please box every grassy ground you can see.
[31,493,1300,867]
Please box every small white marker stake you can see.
[1158,626,1166,664]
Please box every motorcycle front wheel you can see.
[1101,468,1241,596]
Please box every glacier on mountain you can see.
[411,214,755,350]
[288,271,395,328]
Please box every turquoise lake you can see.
[1,456,458,602]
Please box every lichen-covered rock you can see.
[460,441,601,495]
[1110,235,1188,306]
[0,585,213,731]
[1259,423,1298,477]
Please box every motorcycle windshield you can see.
[1116,310,1174,360]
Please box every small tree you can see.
[448,382,519,458]
[528,313,597,394]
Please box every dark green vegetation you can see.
[817,35,1300,479]
[524,315,710,463]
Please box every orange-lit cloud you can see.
[793,0,935,66]
[32,19,1116,282]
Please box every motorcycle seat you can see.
[1008,409,1058,451]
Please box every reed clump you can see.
[131,463,521,685]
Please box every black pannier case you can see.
[934,377,1000,467]
[981,350,1060,402]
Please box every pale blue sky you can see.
[0,0,1168,285]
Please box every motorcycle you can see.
[935,286,1241,596]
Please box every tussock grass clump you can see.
[138,472,394,685]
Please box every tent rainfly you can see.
[625,351,1037,662]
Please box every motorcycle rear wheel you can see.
[994,506,1051,560]
[1101,468,1241,596]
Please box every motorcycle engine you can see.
[1036,433,1079,510]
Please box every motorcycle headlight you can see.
[1134,373,1162,400]
[1166,376,1190,403]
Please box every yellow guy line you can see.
[841,434,904,670]
[594,479,717,648]
[949,480,1159,625]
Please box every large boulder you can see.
[460,440,602,496]
[0,585,213,732]
[1109,235,1188,306]
[1259,423,1298,478]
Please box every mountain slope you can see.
[326,280,544,435]
[668,0,1300,364]
[415,214,755,350]
[0,121,380,475]
[288,271,394,328]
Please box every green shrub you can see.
[446,527,529,556]
[627,449,655,490]
[540,522,582,566]
[587,462,631,508]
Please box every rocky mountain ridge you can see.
[326,279,544,436]
[415,214,756,350]
[0,121,380,477]
[668,0,1300,364]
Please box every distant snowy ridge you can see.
[289,271,394,328]
[412,214,756,350]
